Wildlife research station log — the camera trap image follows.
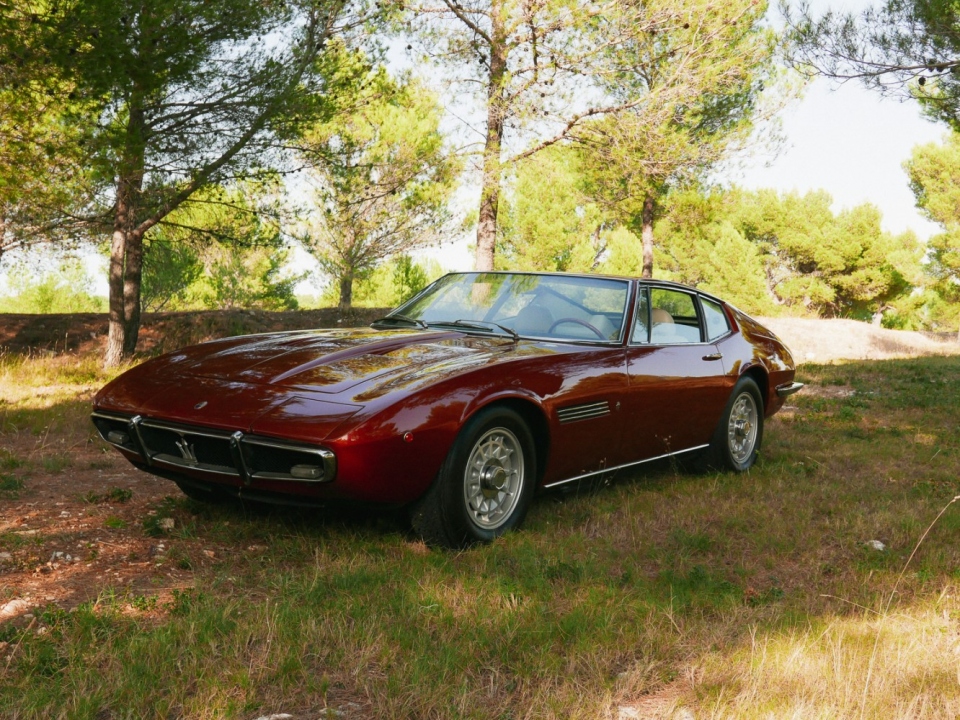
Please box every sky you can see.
[734,78,944,239]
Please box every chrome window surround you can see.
[91,411,336,485]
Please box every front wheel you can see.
[411,406,536,548]
[702,376,764,472]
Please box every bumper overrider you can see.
[775,382,804,398]
[91,411,337,488]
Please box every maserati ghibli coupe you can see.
[92,272,802,547]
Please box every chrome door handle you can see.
[702,353,723,361]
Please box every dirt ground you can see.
[2,312,959,625]
[759,316,960,364]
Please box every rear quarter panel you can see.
[723,309,798,416]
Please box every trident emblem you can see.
[175,438,199,465]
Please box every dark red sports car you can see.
[92,272,801,546]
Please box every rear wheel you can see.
[702,376,764,472]
[411,406,536,548]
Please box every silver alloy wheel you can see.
[463,426,525,530]
[727,391,759,464]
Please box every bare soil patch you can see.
[0,438,191,617]
[760,316,960,363]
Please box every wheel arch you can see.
[469,396,550,488]
[741,364,769,413]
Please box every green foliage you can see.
[405,0,785,271]
[300,70,459,309]
[499,145,609,272]
[0,258,105,313]
[3,0,353,212]
[595,226,645,277]
[83,488,133,504]
[0,474,24,496]
[313,255,443,309]
[141,182,302,312]
[0,10,93,260]
[578,0,786,277]
[652,188,922,320]
[139,242,203,313]
[142,242,299,312]
[196,245,300,311]
[905,133,960,330]
[0,0,358,363]
[735,189,921,319]
[671,220,774,315]
[391,255,431,304]
[501,166,920,321]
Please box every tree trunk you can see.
[122,225,144,356]
[105,222,127,366]
[872,304,890,326]
[641,191,655,279]
[474,0,507,272]
[105,103,146,367]
[338,272,353,312]
[105,188,146,366]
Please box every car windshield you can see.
[383,272,630,342]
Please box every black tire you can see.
[702,376,764,472]
[174,479,227,504]
[411,406,536,548]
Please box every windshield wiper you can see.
[429,319,519,342]
[371,313,428,330]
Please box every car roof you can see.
[439,271,727,305]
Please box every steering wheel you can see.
[548,317,606,340]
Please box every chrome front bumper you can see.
[775,382,805,398]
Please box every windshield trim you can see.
[387,271,632,346]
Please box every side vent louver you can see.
[557,401,611,424]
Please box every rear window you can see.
[701,298,730,341]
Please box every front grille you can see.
[139,421,238,476]
[557,401,611,424]
[91,412,336,484]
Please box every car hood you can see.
[165,327,520,395]
[94,327,563,440]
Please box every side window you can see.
[631,287,650,343]
[701,298,730,341]
[650,289,701,344]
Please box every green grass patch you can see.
[83,487,133,505]
[0,472,25,499]
[3,355,960,717]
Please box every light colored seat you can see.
[651,308,681,343]
[513,304,554,336]
[651,308,674,325]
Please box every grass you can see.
[0,349,125,484]
[2,353,960,717]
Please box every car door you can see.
[542,345,630,484]
[620,286,733,462]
